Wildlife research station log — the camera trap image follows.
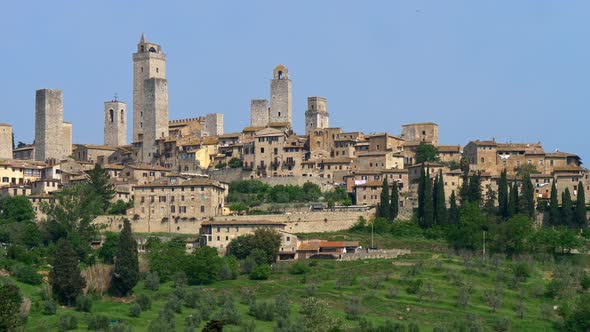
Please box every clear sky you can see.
[1,1,588,162]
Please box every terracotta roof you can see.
[438,145,461,152]
[320,241,359,248]
[546,152,579,158]
[322,158,353,164]
[297,243,320,251]
[78,144,118,151]
[242,126,265,132]
[470,140,497,146]
[553,166,585,172]
[382,168,408,173]
[125,164,170,171]
[268,122,291,127]
[218,132,241,138]
[102,164,125,170]
[0,159,46,169]
[0,123,11,126]
[134,178,225,189]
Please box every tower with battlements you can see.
[269,65,292,127]
[104,99,127,146]
[133,34,167,143]
[305,97,329,134]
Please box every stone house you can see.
[121,164,171,185]
[73,144,117,163]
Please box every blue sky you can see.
[1,1,589,162]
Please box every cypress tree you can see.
[435,172,447,225]
[575,181,587,228]
[433,174,439,222]
[112,219,139,296]
[448,191,459,224]
[389,182,399,221]
[86,163,116,212]
[520,172,535,218]
[467,173,482,205]
[562,188,573,227]
[508,182,518,217]
[549,181,560,226]
[417,165,426,220]
[422,169,434,228]
[498,169,509,218]
[459,158,470,206]
[50,240,86,306]
[378,178,390,219]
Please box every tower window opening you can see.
[120,110,124,123]
[278,71,283,79]
[278,112,281,117]
[109,109,114,122]
[141,45,145,52]
[141,67,143,73]
[156,68,159,73]
[149,47,156,52]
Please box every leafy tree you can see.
[447,202,491,250]
[98,232,119,264]
[302,182,321,202]
[300,297,342,331]
[377,178,390,219]
[575,181,587,228]
[50,240,86,306]
[467,173,482,205]
[226,234,253,260]
[0,283,22,331]
[86,163,116,212]
[112,219,139,296]
[390,182,399,220]
[185,246,222,285]
[549,182,560,226]
[448,191,459,224]
[434,172,447,225]
[563,293,590,331]
[562,188,573,227]
[496,215,533,257]
[520,172,535,218]
[146,240,186,282]
[229,202,248,213]
[108,200,133,215]
[226,228,281,264]
[0,196,35,223]
[498,169,509,218]
[228,157,243,168]
[515,163,539,177]
[483,185,497,215]
[415,143,440,164]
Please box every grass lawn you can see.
[18,233,564,331]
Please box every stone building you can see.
[305,97,329,134]
[133,34,167,143]
[13,145,34,160]
[141,78,169,162]
[250,99,269,127]
[269,65,292,127]
[73,144,117,163]
[0,123,12,159]
[104,100,127,147]
[401,122,439,146]
[34,89,71,161]
[204,113,224,137]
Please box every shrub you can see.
[82,263,113,296]
[406,279,423,295]
[109,323,132,332]
[386,287,400,299]
[128,303,142,317]
[345,296,361,320]
[173,286,187,300]
[87,314,110,331]
[42,300,57,315]
[75,294,93,312]
[58,313,78,331]
[249,265,271,280]
[512,262,531,282]
[248,301,274,321]
[184,289,200,309]
[185,312,202,331]
[215,298,241,325]
[165,294,182,314]
[144,271,160,291]
[135,293,152,310]
[289,261,311,275]
[240,319,256,332]
[493,317,511,332]
[11,264,42,285]
[220,257,239,280]
[274,292,290,321]
[173,271,187,288]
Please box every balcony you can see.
[257,164,267,170]
[284,159,296,167]
[270,160,281,167]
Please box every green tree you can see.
[228,157,243,168]
[562,188,573,227]
[299,297,342,332]
[448,202,491,250]
[421,169,434,228]
[459,157,470,205]
[112,219,139,296]
[415,142,440,164]
[146,240,186,282]
[302,182,321,202]
[434,172,447,225]
[184,246,222,285]
[496,215,533,257]
[108,200,133,215]
[389,182,399,220]
[378,178,390,219]
[467,173,482,205]
[508,182,519,217]
[520,172,535,218]
[98,232,119,264]
[483,185,497,215]
[549,181,560,226]
[86,164,116,212]
[417,165,426,220]
[50,240,86,306]
[575,181,587,228]
[226,228,281,264]
[448,191,459,224]
[563,293,590,331]
[0,283,22,331]
[226,234,253,260]
[0,196,35,223]
[498,169,509,218]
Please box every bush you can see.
[75,294,93,312]
[135,293,152,310]
[184,289,201,308]
[58,313,78,331]
[345,296,361,320]
[406,279,423,295]
[128,303,142,317]
[249,265,271,280]
[42,300,57,315]
[289,261,310,275]
[87,314,110,331]
[512,262,531,282]
[185,312,202,331]
[248,301,274,321]
[11,264,42,285]
[173,271,187,288]
[109,323,133,332]
[220,257,239,280]
[215,298,241,325]
[165,295,182,314]
[173,286,187,300]
[144,272,160,291]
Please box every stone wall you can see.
[340,249,411,261]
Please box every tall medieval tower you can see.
[133,34,167,143]
[305,97,329,134]
[269,65,292,127]
[0,123,13,159]
[104,99,127,147]
[35,89,71,161]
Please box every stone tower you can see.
[250,99,269,127]
[204,113,224,136]
[142,78,169,161]
[133,34,167,143]
[0,123,13,159]
[269,65,292,127]
[104,100,127,146]
[305,97,329,134]
[35,89,70,161]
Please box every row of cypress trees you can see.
[417,167,450,228]
[377,178,400,221]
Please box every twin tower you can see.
[103,34,168,161]
[250,65,329,134]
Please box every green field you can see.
[13,231,570,331]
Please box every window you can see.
[200,206,205,213]
[170,205,175,213]
[217,227,221,232]
[226,227,230,232]
[261,148,265,153]
[159,196,166,203]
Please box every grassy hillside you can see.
[15,233,566,331]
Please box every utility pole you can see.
[483,230,486,261]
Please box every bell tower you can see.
[104,96,127,147]
[269,65,292,127]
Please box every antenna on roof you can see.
[113,93,118,102]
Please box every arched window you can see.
[120,110,124,123]
[278,71,283,79]
[109,109,114,122]
[149,47,156,52]
[140,45,145,52]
